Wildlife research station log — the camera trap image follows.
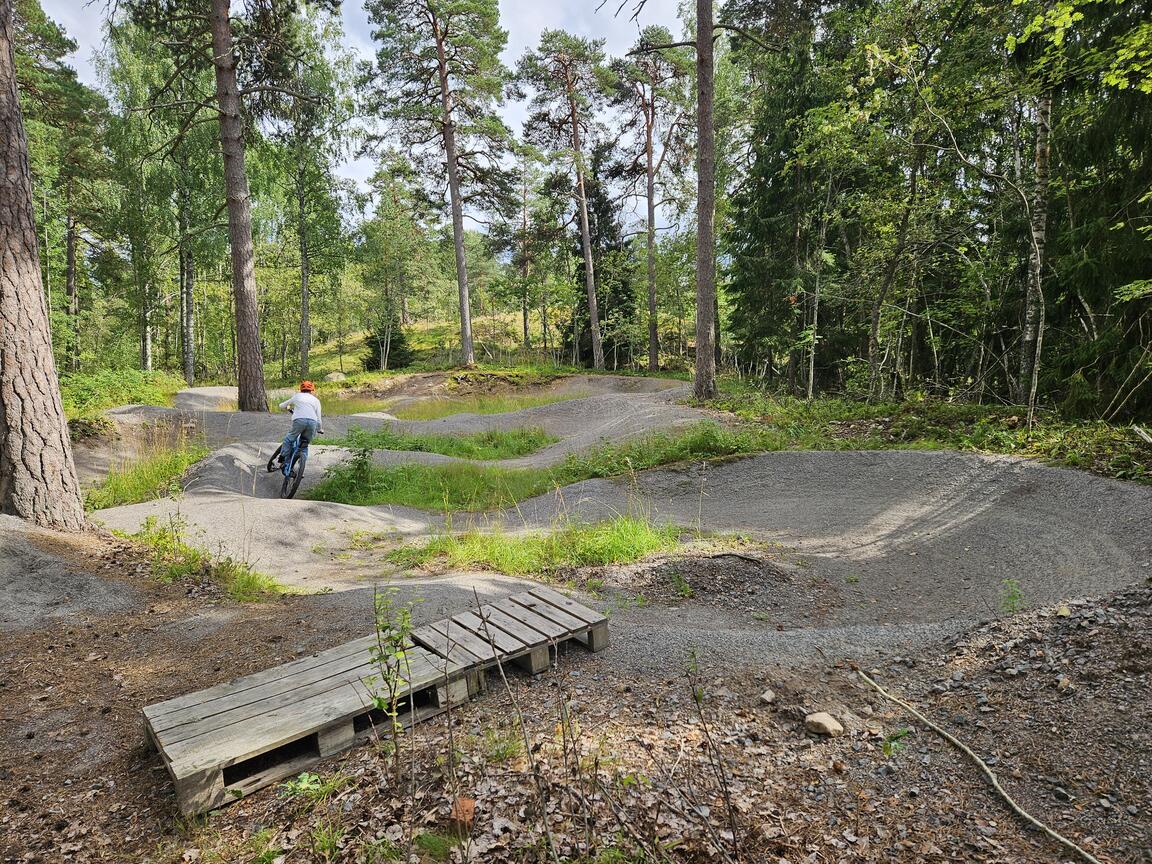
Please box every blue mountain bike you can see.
[266,429,320,499]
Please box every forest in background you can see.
[11,0,1152,420]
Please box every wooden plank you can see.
[165,648,451,775]
[151,641,397,734]
[478,605,552,648]
[156,648,446,747]
[528,585,606,625]
[427,619,499,663]
[491,596,568,638]
[145,635,377,722]
[449,610,527,655]
[509,592,586,631]
[411,623,485,666]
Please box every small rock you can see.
[1126,805,1139,816]
[758,689,777,706]
[1099,798,1112,810]
[1054,787,1073,802]
[323,371,347,382]
[804,712,844,737]
[1057,677,1073,691]
[1056,605,1071,617]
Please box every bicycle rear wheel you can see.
[280,452,307,499]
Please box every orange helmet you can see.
[300,380,316,393]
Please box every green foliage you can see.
[119,515,282,602]
[482,727,525,763]
[882,727,912,758]
[365,587,417,764]
[60,370,184,420]
[309,820,345,863]
[389,391,579,421]
[363,323,415,372]
[327,425,557,460]
[85,438,209,510]
[1000,578,1026,614]
[278,771,348,805]
[413,832,459,862]
[388,516,681,574]
[711,387,1152,483]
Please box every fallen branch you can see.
[1133,425,1152,445]
[857,671,1105,864]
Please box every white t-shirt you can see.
[279,392,323,426]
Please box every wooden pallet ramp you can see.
[142,588,608,816]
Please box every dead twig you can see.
[857,671,1106,864]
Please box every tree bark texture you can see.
[0,0,86,530]
[693,0,717,399]
[566,68,604,370]
[211,0,268,411]
[645,108,659,371]
[1019,91,1051,412]
[297,176,310,378]
[433,16,475,367]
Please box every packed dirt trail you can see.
[7,373,1152,864]
[81,374,1152,669]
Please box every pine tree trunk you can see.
[433,17,475,367]
[298,183,310,378]
[64,179,79,372]
[566,69,604,370]
[177,180,196,385]
[0,0,85,530]
[645,109,659,372]
[210,0,268,411]
[1019,91,1051,413]
[693,0,717,399]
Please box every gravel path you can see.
[85,376,1152,667]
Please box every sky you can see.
[42,0,684,194]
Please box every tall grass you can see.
[325,425,557,460]
[86,437,210,510]
[121,515,282,602]
[389,516,681,575]
[308,421,766,510]
[309,457,552,510]
[389,391,580,420]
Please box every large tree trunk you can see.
[693,0,716,399]
[1019,92,1051,414]
[0,0,85,531]
[645,109,659,372]
[298,178,310,378]
[210,0,268,411]
[64,180,79,372]
[433,18,475,367]
[566,70,604,370]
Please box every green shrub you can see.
[61,369,184,420]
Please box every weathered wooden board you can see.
[143,590,608,817]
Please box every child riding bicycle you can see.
[272,380,324,468]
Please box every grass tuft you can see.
[61,369,185,421]
[85,437,209,511]
[388,516,681,575]
[309,421,763,511]
[389,391,578,420]
[119,515,282,602]
[325,425,557,460]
